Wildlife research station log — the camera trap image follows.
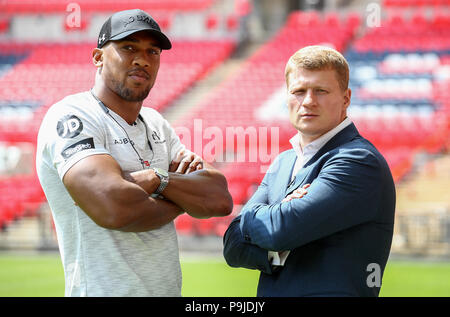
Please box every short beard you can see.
[111,78,151,102]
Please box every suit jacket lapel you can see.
[285,165,311,195]
[304,123,360,169]
[286,123,361,194]
[276,151,297,201]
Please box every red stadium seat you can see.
[174,214,194,235]
[206,13,219,30]
[226,14,239,31]
[196,218,216,236]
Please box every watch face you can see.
[154,167,168,177]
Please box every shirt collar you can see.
[289,117,352,159]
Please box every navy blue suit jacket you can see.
[223,123,396,297]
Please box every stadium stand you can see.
[172,8,449,237]
[0,1,237,232]
[0,38,236,229]
[172,10,363,235]
[0,0,214,13]
[348,8,450,180]
[0,1,449,250]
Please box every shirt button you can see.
[244,234,251,242]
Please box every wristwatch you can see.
[152,167,169,195]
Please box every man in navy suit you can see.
[223,45,396,297]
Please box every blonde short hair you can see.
[285,45,349,91]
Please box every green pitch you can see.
[0,253,449,297]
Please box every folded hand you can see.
[282,184,310,202]
[169,149,204,174]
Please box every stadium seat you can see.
[174,214,194,235]
[196,218,216,236]
[206,13,219,30]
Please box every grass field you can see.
[0,253,449,297]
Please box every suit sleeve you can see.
[239,149,385,252]
[222,168,274,274]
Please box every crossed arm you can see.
[63,151,233,232]
[223,150,383,272]
[223,183,309,274]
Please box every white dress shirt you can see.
[268,117,353,267]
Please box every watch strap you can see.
[153,168,169,195]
